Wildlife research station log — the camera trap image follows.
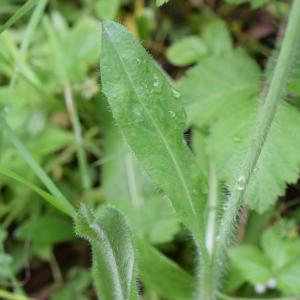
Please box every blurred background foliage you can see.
[0,0,299,299]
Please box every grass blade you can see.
[0,0,38,34]
[0,119,75,218]
[7,0,48,109]
[0,166,73,217]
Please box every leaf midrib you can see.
[103,25,197,217]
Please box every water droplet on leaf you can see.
[172,88,181,98]
[169,110,176,118]
[266,278,276,289]
[236,175,246,191]
[255,284,266,294]
[233,135,241,143]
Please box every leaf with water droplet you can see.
[236,175,246,191]
[100,20,207,243]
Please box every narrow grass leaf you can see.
[0,0,38,34]
[0,166,73,217]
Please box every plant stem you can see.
[206,1,300,299]
[64,81,91,193]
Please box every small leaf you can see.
[201,19,232,55]
[166,36,208,66]
[75,205,137,300]
[100,20,207,245]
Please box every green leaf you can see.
[75,205,137,300]
[229,245,272,284]
[136,238,195,300]
[166,36,208,66]
[100,20,207,249]
[179,49,261,126]
[208,100,300,212]
[101,106,180,244]
[14,215,74,244]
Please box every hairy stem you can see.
[206,1,300,299]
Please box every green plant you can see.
[1,0,300,300]
[99,0,300,298]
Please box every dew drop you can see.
[254,283,266,294]
[136,58,141,65]
[233,135,241,143]
[172,88,181,98]
[266,278,276,289]
[169,110,176,118]
[236,175,246,191]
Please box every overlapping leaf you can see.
[179,38,300,212]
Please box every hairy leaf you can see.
[100,21,207,244]
[101,104,180,244]
[75,205,137,300]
